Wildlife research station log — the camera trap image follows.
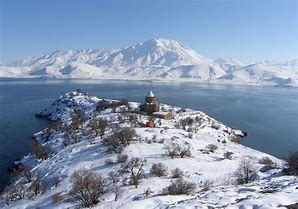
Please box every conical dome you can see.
[147,90,155,97]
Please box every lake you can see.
[0,79,297,188]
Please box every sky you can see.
[0,0,297,63]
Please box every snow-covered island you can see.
[1,90,298,209]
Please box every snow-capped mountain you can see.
[1,38,297,86]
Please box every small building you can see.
[146,121,154,128]
[140,90,160,115]
[152,112,173,120]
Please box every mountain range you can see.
[1,38,297,86]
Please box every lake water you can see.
[0,79,297,188]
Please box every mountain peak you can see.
[141,38,185,49]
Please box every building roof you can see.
[146,90,155,97]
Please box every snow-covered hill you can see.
[1,91,297,209]
[1,38,297,86]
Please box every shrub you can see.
[69,169,106,207]
[163,142,191,159]
[103,134,121,153]
[1,188,13,206]
[286,152,298,176]
[206,144,218,153]
[49,121,66,134]
[171,168,183,178]
[144,188,153,196]
[200,180,213,191]
[150,163,167,177]
[285,203,298,209]
[96,100,129,111]
[224,151,233,160]
[29,175,47,196]
[163,179,196,195]
[105,159,114,166]
[19,165,32,183]
[120,158,145,188]
[258,157,275,169]
[128,114,139,127]
[62,138,70,147]
[152,135,157,143]
[179,117,195,130]
[52,193,64,203]
[52,176,60,188]
[158,138,165,144]
[234,158,258,184]
[117,154,128,164]
[2,183,26,203]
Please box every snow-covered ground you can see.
[1,38,297,87]
[1,91,297,209]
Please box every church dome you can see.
[147,90,155,97]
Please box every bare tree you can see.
[23,166,32,183]
[88,117,108,138]
[71,109,85,130]
[163,142,191,159]
[116,128,137,147]
[69,169,106,207]
[234,158,258,184]
[66,127,79,143]
[177,117,194,130]
[107,171,121,184]
[163,142,180,159]
[30,141,53,160]
[120,158,146,188]
[104,128,137,153]
[179,145,191,158]
[112,185,123,201]
[128,114,139,127]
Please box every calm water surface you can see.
[0,79,297,188]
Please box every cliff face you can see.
[2,91,297,209]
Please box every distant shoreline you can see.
[0,77,296,88]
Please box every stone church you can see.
[140,90,160,115]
